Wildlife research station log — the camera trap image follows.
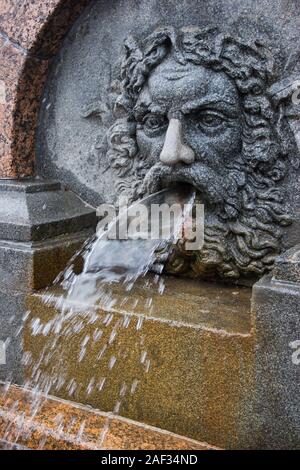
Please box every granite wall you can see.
[0,0,90,178]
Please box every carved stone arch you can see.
[0,0,91,178]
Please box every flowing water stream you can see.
[1,186,196,449]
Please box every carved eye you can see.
[142,114,167,133]
[198,112,224,128]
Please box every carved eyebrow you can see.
[134,102,165,120]
[182,97,239,115]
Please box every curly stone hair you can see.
[105,27,299,280]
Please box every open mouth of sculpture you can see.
[160,178,193,190]
[141,162,220,207]
[146,176,205,209]
[159,178,196,194]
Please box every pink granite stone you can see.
[0,0,90,178]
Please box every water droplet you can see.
[131,379,139,394]
[109,356,117,370]
[113,400,121,414]
[145,359,151,373]
[87,377,95,395]
[97,377,106,391]
[123,315,131,328]
[136,317,144,331]
[93,328,103,341]
[108,329,117,345]
[119,382,127,398]
[140,351,147,364]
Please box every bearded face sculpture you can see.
[105,27,299,283]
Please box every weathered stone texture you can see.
[0,384,214,450]
[0,0,90,178]
[0,179,97,383]
[25,277,254,449]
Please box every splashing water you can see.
[62,186,195,310]
[1,186,196,449]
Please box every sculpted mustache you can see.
[141,162,227,204]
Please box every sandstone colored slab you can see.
[0,384,215,450]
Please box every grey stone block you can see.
[0,230,92,293]
[0,180,97,242]
[0,291,26,384]
[251,245,300,449]
[0,178,97,385]
[272,244,300,284]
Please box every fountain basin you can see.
[24,275,254,449]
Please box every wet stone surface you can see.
[24,275,253,449]
[0,384,215,450]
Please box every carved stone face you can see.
[135,58,242,192]
[106,27,299,282]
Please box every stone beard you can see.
[105,27,299,282]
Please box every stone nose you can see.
[159,118,195,166]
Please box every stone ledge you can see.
[0,229,92,292]
[0,179,61,193]
[272,244,300,285]
[0,383,216,450]
[0,179,97,242]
